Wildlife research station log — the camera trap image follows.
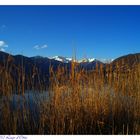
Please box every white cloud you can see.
[0,41,5,47]
[0,48,5,52]
[0,40,8,52]
[33,44,48,50]
[41,44,48,49]
[33,45,40,50]
[0,25,7,32]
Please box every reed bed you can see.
[0,56,140,134]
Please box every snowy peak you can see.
[50,56,96,63]
[78,58,95,63]
[49,56,72,63]
[37,55,113,64]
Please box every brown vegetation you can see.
[0,56,140,134]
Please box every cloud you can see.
[33,44,48,50]
[41,44,48,49]
[33,45,40,50]
[0,41,6,47]
[0,25,7,32]
[0,48,5,52]
[0,40,8,52]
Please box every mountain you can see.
[40,56,104,71]
[78,59,104,71]
[1,51,140,72]
[78,58,95,63]
[111,53,140,71]
[49,56,72,63]
[0,51,104,81]
[49,56,97,63]
[1,51,140,69]
[0,52,69,91]
[112,53,140,65]
[0,51,140,91]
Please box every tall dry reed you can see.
[0,56,139,134]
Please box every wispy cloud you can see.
[41,44,48,49]
[33,44,48,50]
[0,48,5,52]
[0,40,8,52]
[0,25,7,32]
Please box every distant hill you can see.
[111,53,140,71]
[112,53,140,64]
[0,51,104,73]
[0,51,140,91]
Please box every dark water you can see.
[0,91,50,114]
[0,91,51,134]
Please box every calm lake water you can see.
[0,91,50,114]
[0,88,135,112]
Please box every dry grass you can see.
[0,56,140,134]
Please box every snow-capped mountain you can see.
[78,58,95,63]
[50,56,96,63]
[49,56,72,63]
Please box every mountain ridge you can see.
[1,51,140,65]
[0,51,140,91]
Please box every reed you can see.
[0,55,139,134]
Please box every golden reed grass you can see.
[0,55,140,134]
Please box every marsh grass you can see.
[0,56,140,134]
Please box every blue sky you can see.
[0,6,140,59]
